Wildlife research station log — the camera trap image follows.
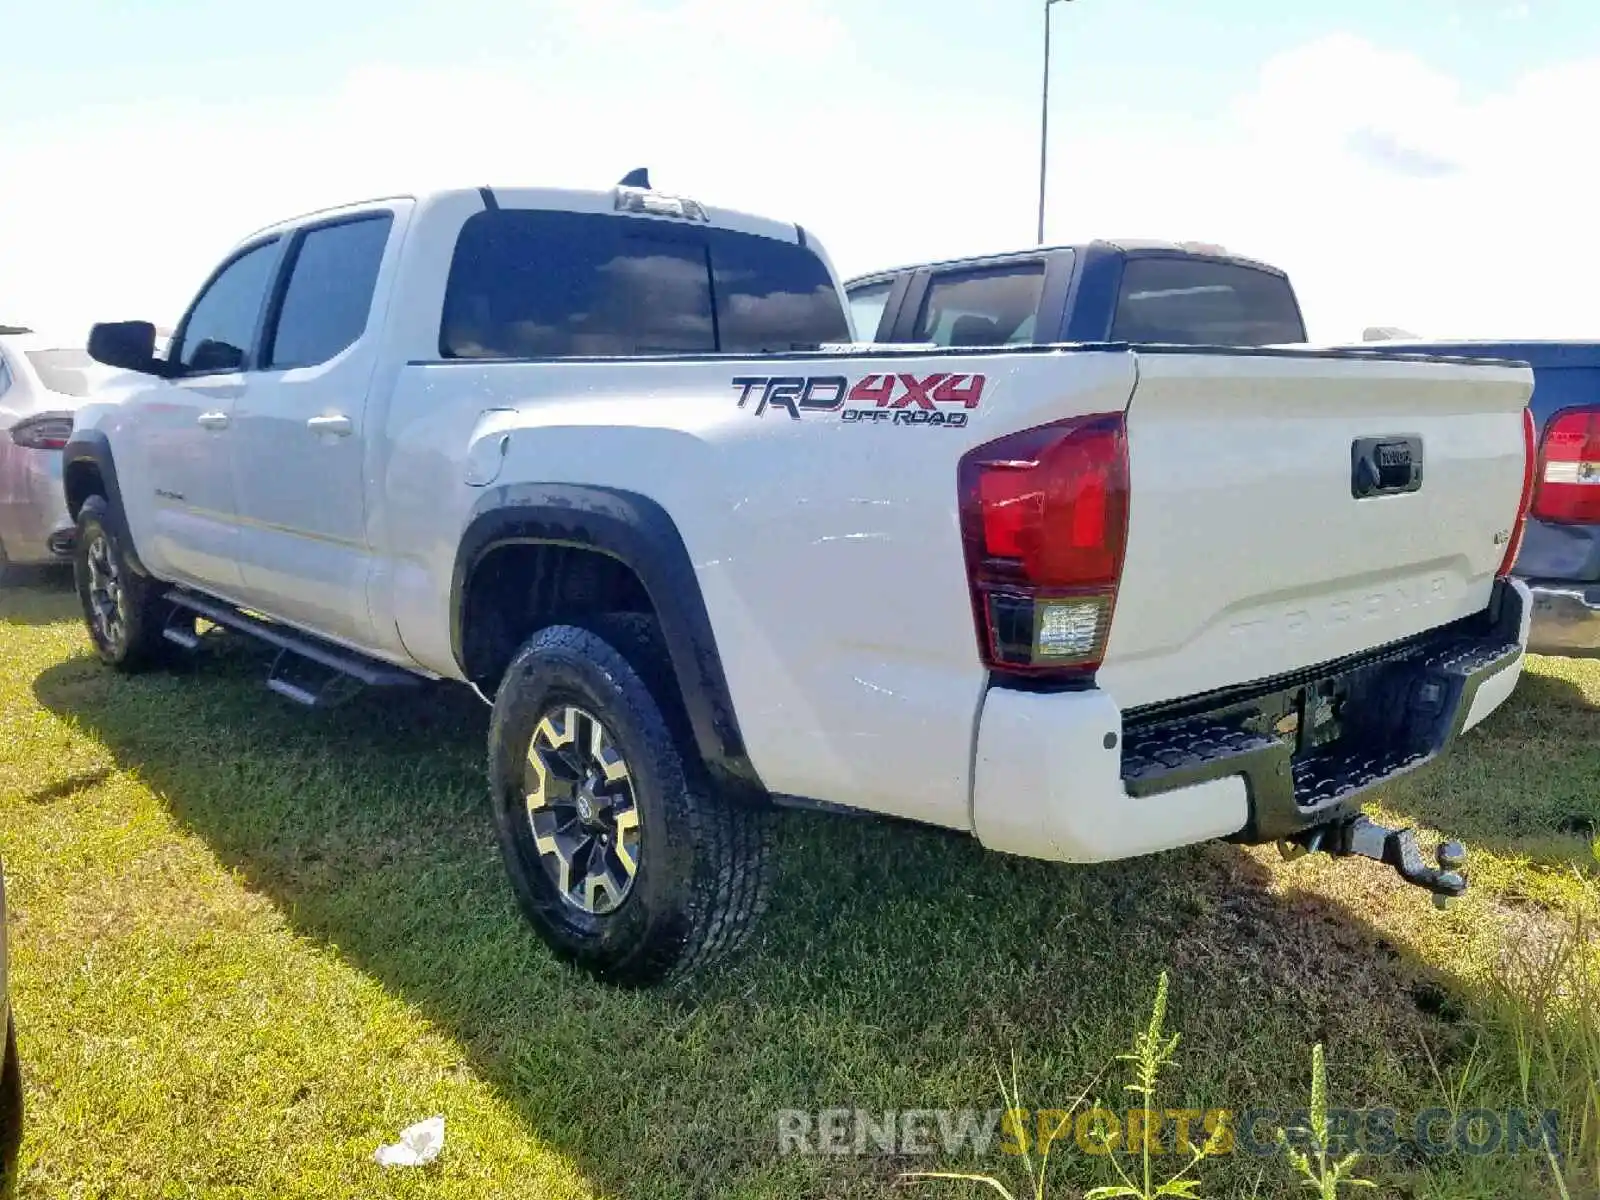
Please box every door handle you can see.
[306,414,353,437]
[197,411,231,431]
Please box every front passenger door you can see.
[140,239,281,594]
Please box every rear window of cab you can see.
[440,209,850,359]
[1111,257,1305,346]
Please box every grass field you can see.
[1,577,1597,1199]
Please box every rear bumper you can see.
[1525,580,1600,658]
[0,445,73,566]
[972,579,1530,863]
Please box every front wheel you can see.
[488,622,770,986]
[72,496,173,671]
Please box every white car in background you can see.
[0,326,118,577]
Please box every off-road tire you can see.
[73,495,173,671]
[488,619,770,986]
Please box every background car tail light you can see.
[1530,405,1600,526]
[958,413,1130,678]
[8,412,75,451]
[1498,408,1537,578]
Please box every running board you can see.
[162,588,424,703]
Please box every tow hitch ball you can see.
[1281,816,1468,908]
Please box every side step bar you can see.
[161,616,203,651]
[162,588,424,704]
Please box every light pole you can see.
[1038,0,1072,245]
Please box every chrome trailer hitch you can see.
[1282,816,1468,908]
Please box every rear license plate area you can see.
[1248,679,1345,755]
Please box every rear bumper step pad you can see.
[1119,582,1526,844]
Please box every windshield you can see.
[25,348,97,396]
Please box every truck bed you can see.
[383,340,1533,830]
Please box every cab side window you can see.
[911,262,1046,347]
[265,216,393,370]
[172,240,280,375]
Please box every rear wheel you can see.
[488,621,770,985]
[73,496,172,671]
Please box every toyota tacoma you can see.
[65,178,1536,985]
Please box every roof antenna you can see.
[618,168,651,189]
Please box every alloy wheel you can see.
[85,532,126,652]
[523,704,642,915]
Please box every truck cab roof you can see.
[843,238,1289,290]
[238,185,814,258]
[843,239,1305,348]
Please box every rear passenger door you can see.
[229,206,404,646]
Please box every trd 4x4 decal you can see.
[733,373,986,428]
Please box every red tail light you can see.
[958,413,1130,677]
[1530,405,1600,526]
[1498,407,1538,578]
[8,412,74,451]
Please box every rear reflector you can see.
[9,412,74,451]
[1498,407,1537,578]
[958,413,1130,677]
[1531,406,1600,525]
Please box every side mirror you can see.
[87,321,167,376]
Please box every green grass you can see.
[1,578,1597,1199]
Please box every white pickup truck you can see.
[68,179,1537,984]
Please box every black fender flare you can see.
[61,430,151,577]
[453,483,764,801]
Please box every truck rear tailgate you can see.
[1098,349,1533,709]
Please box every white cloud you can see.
[1,10,1594,346]
[1221,35,1600,339]
[1037,34,1600,340]
[554,0,849,58]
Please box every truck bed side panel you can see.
[382,349,1140,831]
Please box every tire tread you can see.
[488,618,769,986]
[73,495,172,672]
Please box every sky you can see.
[3,0,1598,345]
